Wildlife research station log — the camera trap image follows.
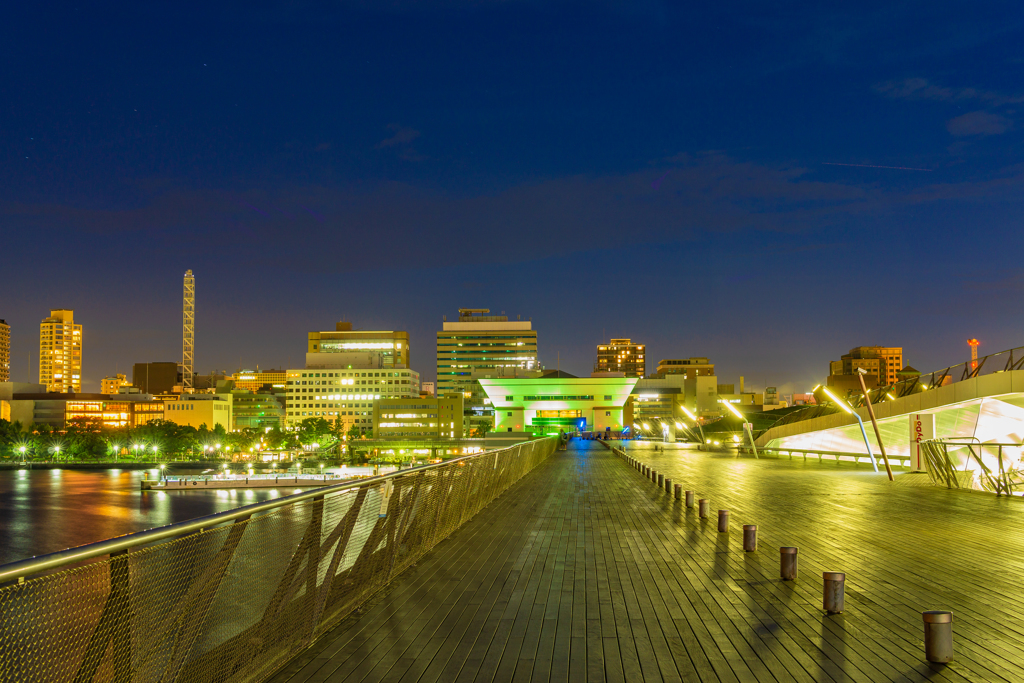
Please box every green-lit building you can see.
[478,377,638,435]
[230,390,286,430]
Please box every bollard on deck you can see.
[922,611,953,663]
[780,547,798,580]
[664,477,672,493]
[823,572,845,614]
[717,510,729,532]
[673,483,682,500]
[657,473,664,487]
[698,499,709,518]
[743,525,757,551]
[686,490,695,508]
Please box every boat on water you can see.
[141,471,355,491]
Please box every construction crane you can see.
[183,270,195,393]
[968,338,980,370]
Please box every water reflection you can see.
[0,469,288,565]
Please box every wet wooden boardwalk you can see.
[270,440,1024,682]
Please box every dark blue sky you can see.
[3,2,1023,393]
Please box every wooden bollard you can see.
[664,478,672,493]
[823,572,845,614]
[698,499,708,518]
[742,525,757,551]
[780,547,798,580]
[685,490,695,508]
[922,611,954,663]
[673,484,682,500]
[717,510,729,532]
[657,473,664,487]
[651,469,658,483]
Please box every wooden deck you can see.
[269,440,1024,682]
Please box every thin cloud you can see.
[875,77,1024,106]
[946,111,1012,136]
[376,124,421,149]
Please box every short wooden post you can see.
[743,525,757,551]
[823,572,845,614]
[657,473,664,487]
[922,611,953,663]
[717,510,729,532]
[686,490,695,508]
[698,499,708,518]
[780,547,798,580]
[664,478,672,493]
[673,484,682,500]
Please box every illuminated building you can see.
[285,367,420,431]
[479,377,637,435]
[308,322,409,369]
[596,339,645,377]
[163,394,232,430]
[230,369,287,392]
[0,319,9,382]
[656,357,715,377]
[230,390,286,430]
[39,310,82,393]
[4,390,163,428]
[826,346,905,394]
[101,373,130,395]
[373,395,465,439]
[437,309,538,434]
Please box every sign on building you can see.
[909,413,934,472]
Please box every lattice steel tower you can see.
[183,270,195,393]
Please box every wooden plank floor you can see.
[269,441,1024,683]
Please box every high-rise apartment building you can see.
[308,322,410,369]
[101,373,129,395]
[0,319,9,382]
[436,309,537,398]
[595,339,646,377]
[39,310,82,393]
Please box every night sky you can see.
[4,2,1023,394]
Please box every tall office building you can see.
[39,310,82,393]
[436,308,537,398]
[308,322,410,368]
[0,319,9,382]
[828,346,904,387]
[595,339,646,377]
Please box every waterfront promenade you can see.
[271,440,1024,682]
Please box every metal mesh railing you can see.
[0,437,557,683]
[919,438,1024,495]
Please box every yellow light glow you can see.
[886,393,896,401]
[642,423,650,430]
[679,405,697,421]
[820,386,853,414]
[721,400,744,420]
[675,422,683,429]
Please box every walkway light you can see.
[820,386,879,472]
[642,423,650,431]
[721,401,745,420]
[19,446,26,454]
[886,393,896,401]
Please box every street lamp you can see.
[720,401,758,458]
[679,405,706,446]
[820,386,878,472]
[159,464,166,482]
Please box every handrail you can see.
[0,440,542,583]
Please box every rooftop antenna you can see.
[968,339,980,370]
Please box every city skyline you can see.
[0,286,1000,397]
